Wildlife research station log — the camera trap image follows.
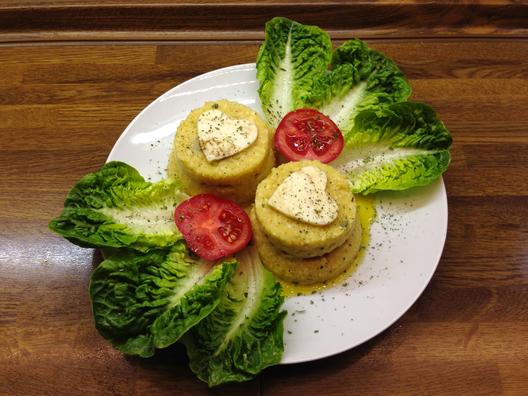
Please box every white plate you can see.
[107,63,448,365]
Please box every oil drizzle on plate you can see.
[280,195,376,297]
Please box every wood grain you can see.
[0,8,528,395]
[0,1,527,43]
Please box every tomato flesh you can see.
[174,194,252,261]
[275,108,344,163]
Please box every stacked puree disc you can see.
[168,100,275,204]
[252,160,362,284]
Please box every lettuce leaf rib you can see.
[182,247,287,387]
[257,17,332,127]
[306,39,412,136]
[334,102,452,194]
[49,161,188,251]
[90,242,237,357]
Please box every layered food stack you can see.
[252,160,362,284]
[169,100,275,204]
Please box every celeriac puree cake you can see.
[168,99,275,204]
[252,160,362,284]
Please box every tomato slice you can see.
[174,194,252,261]
[274,108,344,164]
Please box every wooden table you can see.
[1,1,527,394]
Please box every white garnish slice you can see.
[197,109,258,161]
[268,166,338,226]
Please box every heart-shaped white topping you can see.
[268,166,338,226]
[197,109,258,161]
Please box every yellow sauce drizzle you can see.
[280,195,376,297]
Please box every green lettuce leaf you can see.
[333,102,452,194]
[306,39,411,136]
[49,161,188,252]
[90,241,237,358]
[182,247,287,387]
[256,16,332,127]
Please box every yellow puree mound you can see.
[168,100,274,204]
[254,160,357,258]
[251,208,362,285]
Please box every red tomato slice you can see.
[174,194,252,261]
[274,108,344,164]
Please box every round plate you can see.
[107,63,448,364]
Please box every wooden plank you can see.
[262,358,504,395]
[498,359,528,396]
[0,44,157,64]
[262,320,528,394]
[0,1,527,43]
[405,284,528,322]
[436,196,528,287]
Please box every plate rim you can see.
[107,63,256,162]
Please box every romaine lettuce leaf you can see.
[256,16,332,128]
[333,102,452,194]
[182,247,287,387]
[49,161,188,252]
[306,39,411,136]
[90,241,237,358]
